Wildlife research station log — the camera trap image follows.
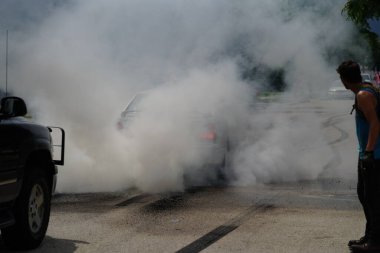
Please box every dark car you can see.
[117,91,230,186]
[0,96,65,250]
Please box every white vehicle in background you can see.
[361,73,373,84]
[117,91,231,186]
[328,80,354,99]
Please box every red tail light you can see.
[201,132,216,141]
[201,124,217,141]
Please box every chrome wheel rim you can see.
[28,184,45,233]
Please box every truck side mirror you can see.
[0,96,27,117]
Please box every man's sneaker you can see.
[348,237,367,247]
[350,241,380,252]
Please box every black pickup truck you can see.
[0,96,65,250]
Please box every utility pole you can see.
[5,30,8,97]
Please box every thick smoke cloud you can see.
[0,0,357,192]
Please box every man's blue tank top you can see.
[355,87,380,159]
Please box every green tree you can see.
[343,0,380,29]
[343,0,380,68]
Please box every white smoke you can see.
[0,0,358,192]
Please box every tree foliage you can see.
[343,0,380,68]
[343,0,380,29]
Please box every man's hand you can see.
[362,151,375,170]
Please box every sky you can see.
[370,19,380,35]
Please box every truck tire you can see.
[1,167,51,250]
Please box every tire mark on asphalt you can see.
[143,194,186,212]
[115,187,215,209]
[175,195,279,253]
[175,225,239,253]
[116,187,220,209]
[319,113,350,176]
[322,114,350,145]
[115,194,151,207]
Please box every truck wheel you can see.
[2,167,51,250]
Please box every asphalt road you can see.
[0,98,364,253]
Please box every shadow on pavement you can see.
[0,235,89,252]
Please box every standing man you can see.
[337,60,380,252]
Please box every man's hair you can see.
[336,60,362,83]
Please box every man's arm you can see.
[357,90,380,152]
